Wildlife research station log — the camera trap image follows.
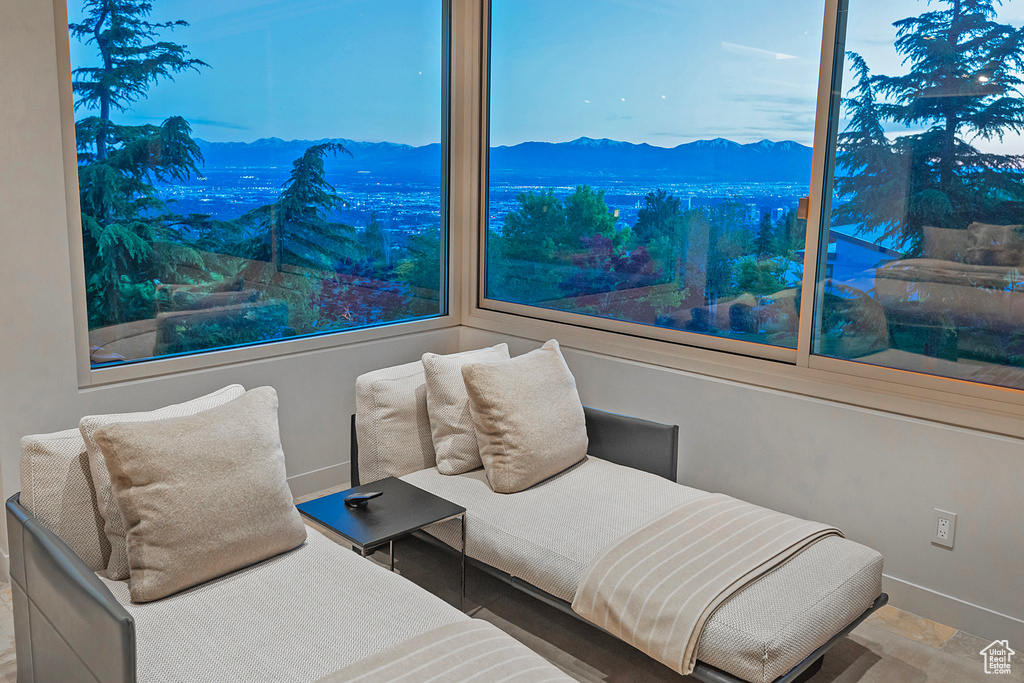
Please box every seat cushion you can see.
[403,458,703,601]
[101,527,465,683]
[402,458,883,683]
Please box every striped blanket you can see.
[571,493,842,676]
[316,619,574,682]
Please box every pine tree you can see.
[71,0,207,161]
[633,189,682,244]
[240,143,357,272]
[833,53,907,243]
[755,211,775,258]
[70,1,208,326]
[837,0,1024,250]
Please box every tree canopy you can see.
[72,0,207,325]
[239,142,356,271]
[836,0,1024,250]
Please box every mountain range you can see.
[194,136,813,183]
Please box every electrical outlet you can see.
[932,509,957,549]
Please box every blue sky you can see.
[68,0,1024,151]
[68,0,444,145]
[491,0,825,147]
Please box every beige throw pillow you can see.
[20,428,108,572]
[462,340,588,493]
[354,361,436,484]
[921,226,971,262]
[423,344,510,475]
[965,222,1024,266]
[92,386,306,603]
[80,384,246,580]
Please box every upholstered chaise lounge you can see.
[352,354,888,683]
[7,392,575,683]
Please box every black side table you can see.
[297,477,467,609]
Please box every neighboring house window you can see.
[815,0,1024,391]
[68,0,446,368]
[484,0,824,352]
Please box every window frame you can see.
[469,0,1024,437]
[54,0,459,388]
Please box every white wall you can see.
[0,0,461,561]
[460,328,1024,648]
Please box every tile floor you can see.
[0,493,1014,682]
[386,532,1017,683]
[0,583,14,682]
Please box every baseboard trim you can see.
[883,573,1023,648]
[287,462,349,500]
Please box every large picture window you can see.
[484,0,824,351]
[69,0,446,368]
[481,0,1024,397]
[814,0,1024,391]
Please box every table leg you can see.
[389,540,395,572]
[460,513,466,612]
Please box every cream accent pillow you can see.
[423,344,510,475]
[20,428,109,572]
[921,226,970,262]
[462,339,588,493]
[965,221,1024,266]
[80,384,246,580]
[92,386,306,603]
[354,361,436,484]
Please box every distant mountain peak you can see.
[749,138,802,150]
[686,137,741,149]
[567,136,626,148]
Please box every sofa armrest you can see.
[583,407,679,481]
[6,494,136,683]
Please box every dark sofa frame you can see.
[351,406,888,683]
[6,494,136,683]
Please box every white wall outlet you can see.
[932,509,957,549]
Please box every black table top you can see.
[296,477,465,550]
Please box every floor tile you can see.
[941,630,1024,682]
[0,592,14,683]
[865,603,958,648]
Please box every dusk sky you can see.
[68,0,444,146]
[68,0,1024,152]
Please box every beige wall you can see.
[460,327,1024,648]
[0,0,460,557]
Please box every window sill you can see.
[80,314,458,388]
[463,306,1024,441]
